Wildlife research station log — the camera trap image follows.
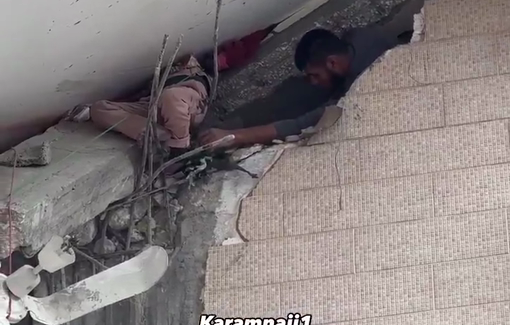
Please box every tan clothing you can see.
[90,56,210,148]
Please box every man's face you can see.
[304,55,349,90]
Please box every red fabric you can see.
[218,25,276,71]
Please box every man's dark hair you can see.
[294,28,351,71]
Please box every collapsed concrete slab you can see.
[0,121,137,258]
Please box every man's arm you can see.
[199,106,326,147]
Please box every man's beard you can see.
[328,72,347,98]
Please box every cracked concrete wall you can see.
[0,0,315,153]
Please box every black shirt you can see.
[217,25,401,138]
[272,25,400,138]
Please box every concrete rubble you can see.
[71,219,98,246]
[0,120,137,258]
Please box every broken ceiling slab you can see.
[0,121,137,258]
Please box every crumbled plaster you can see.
[213,144,295,245]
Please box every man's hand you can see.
[198,128,235,146]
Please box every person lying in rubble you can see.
[69,55,211,154]
[198,8,419,147]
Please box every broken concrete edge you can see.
[212,144,291,246]
[0,121,137,259]
[0,172,135,259]
[0,141,51,167]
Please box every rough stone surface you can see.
[93,238,117,255]
[0,121,137,258]
[71,218,98,246]
[0,141,51,167]
[107,198,149,231]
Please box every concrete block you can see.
[280,266,433,323]
[355,209,508,272]
[0,141,51,167]
[203,284,280,318]
[343,85,444,139]
[238,194,285,240]
[434,255,510,309]
[205,230,353,290]
[0,121,136,258]
[424,0,510,41]
[434,164,510,216]
[341,302,510,325]
[349,46,420,94]
[444,75,510,125]
[253,142,360,195]
[107,198,148,231]
[283,186,344,236]
[343,174,434,228]
[71,218,98,246]
[409,34,500,84]
[498,33,510,74]
[359,120,510,181]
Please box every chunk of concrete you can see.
[71,218,98,246]
[93,238,117,255]
[108,198,149,231]
[0,141,51,167]
[0,121,137,258]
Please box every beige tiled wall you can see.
[204,0,510,322]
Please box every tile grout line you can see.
[256,137,510,194]
[507,120,510,153]
[431,264,436,310]
[440,82,447,127]
[352,228,356,274]
[317,300,510,325]
[350,69,510,97]
[334,159,510,188]
[243,205,510,243]
[278,283,283,318]
[356,139,363,183]
[497,33,502,76]
[431,174,437,219]
[342,118,510,145]
[506,208,510,254]
[209,253,510,292]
